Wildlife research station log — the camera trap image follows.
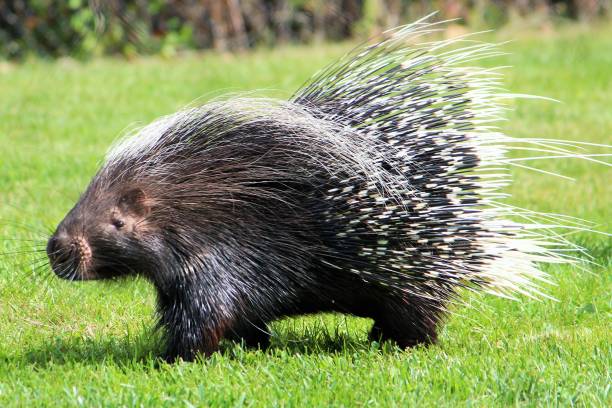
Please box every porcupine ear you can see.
[119,188,150,217]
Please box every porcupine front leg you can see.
[156,279,229,362]
[368,298,443,349]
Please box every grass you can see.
[0,24,610,407]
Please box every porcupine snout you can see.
[47,233,91,280]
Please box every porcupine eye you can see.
[112,219,125,229]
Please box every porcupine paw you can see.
[225,321,271,350]
[160,332,222,363]
[368,320,438,349]
[161,344,198,363]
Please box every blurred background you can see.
[1,0,610,60]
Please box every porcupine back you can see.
[289,17,584,303]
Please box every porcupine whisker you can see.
[51,259,71,280]
[0,238,47,244]
[0,221,48,239]
[12,257,50,286]
[26,261,54,282]
[0,248,48,257]
[28,257,51,270]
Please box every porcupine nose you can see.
[46,233,80,278]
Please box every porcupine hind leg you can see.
[224,319,271,349]
[368,298,443,349]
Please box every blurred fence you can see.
[0,0,609,59]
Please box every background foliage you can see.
[1,0,610,59]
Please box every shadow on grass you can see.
[6,322,395,369]
[6,334,163,369]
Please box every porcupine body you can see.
[47,18,577,361]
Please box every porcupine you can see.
[46,17,588,361]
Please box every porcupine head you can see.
[47,17,590,361]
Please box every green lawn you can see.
[0,25,610,407]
